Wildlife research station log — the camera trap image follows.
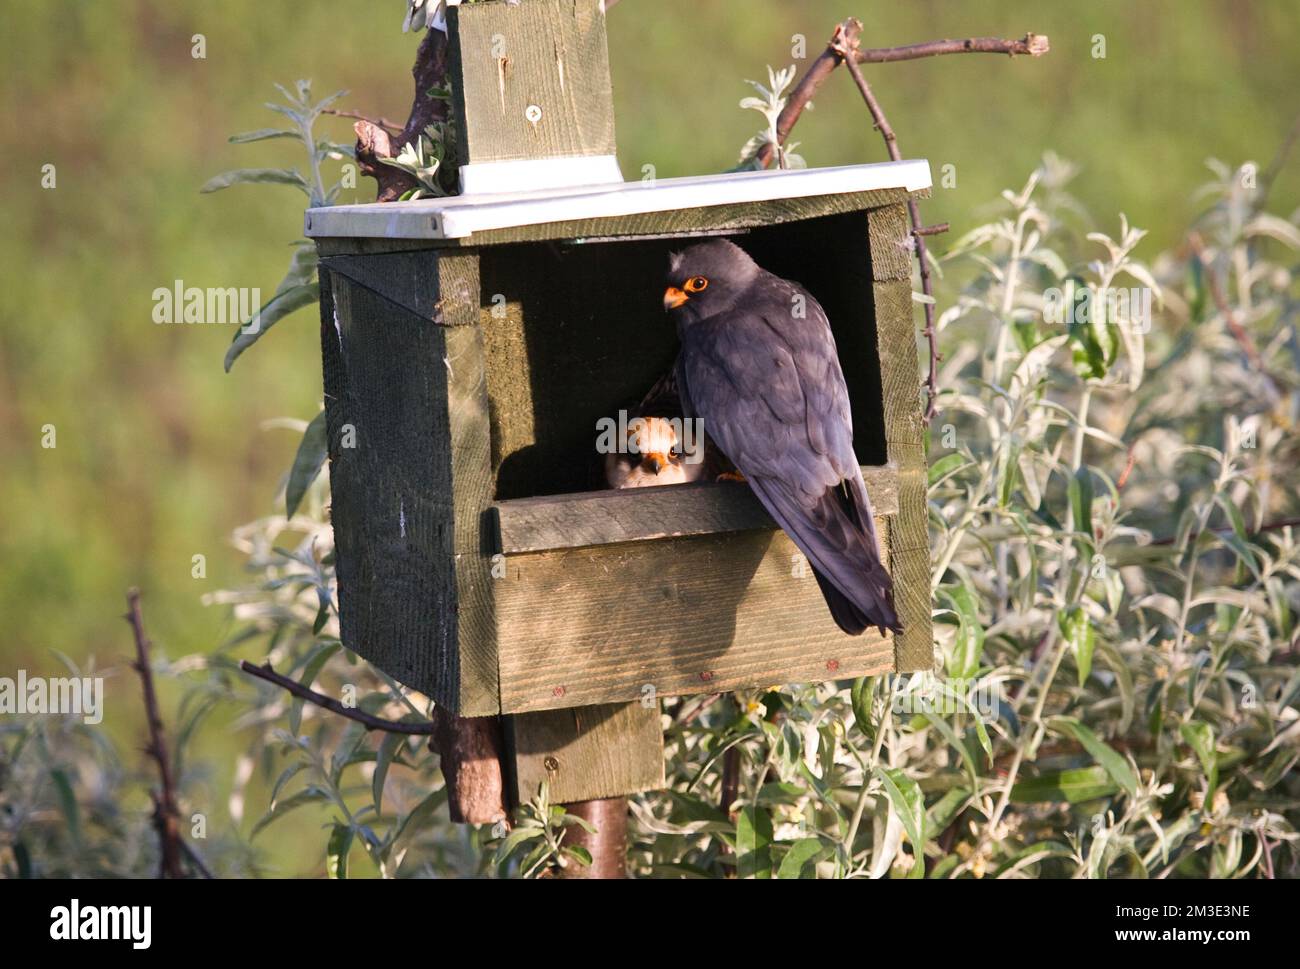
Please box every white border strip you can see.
[458,155,624,196]
[305,159,933,240]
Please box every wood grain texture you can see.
[442,261,501,713]
[493,467,899,554]
[449,0,615,165]
[867,202,914,281]
[494,521,894,713]
[323,266,457,705]
[509,701,664,804]
[868,204,933,672]
[319,249,500,715]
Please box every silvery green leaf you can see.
[228,128,298,144]
[200,167,309,195]
[224,281,319,371]
[286,410,329,520]
[1052,715,1137,797]
[1244,213,1300,249]
[275,242,318,296]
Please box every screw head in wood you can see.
[525,104,543,125]
[826,659,840,673]
[552,685,566,698]
[544,756,559,772]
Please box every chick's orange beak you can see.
[664,286,688,311]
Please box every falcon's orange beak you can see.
[664,286,688,311]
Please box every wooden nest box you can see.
[305,0,933,737]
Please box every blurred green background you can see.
[1,0,1296,874]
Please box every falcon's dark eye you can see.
[685,276,709,293]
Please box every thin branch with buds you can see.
[323,107,404,134]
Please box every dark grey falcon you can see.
[664,239,899,636]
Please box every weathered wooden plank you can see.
[320,250,477,326]
[442,254,500,713]
[323,266,459,705]
[868,204,933,673]
[867,201,914,281]
[448,0,616,166]
[872,277,925,451]
[320,250,500,715]
[509,701,665,804]
[493,466,900,554]
[494,522,895,714]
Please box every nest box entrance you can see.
[305,0,933,724]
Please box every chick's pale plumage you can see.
[666,239,899,635]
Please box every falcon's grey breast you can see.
[664,239,899,636]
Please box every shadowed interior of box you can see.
[481,209,888,502]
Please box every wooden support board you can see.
[508,700,665,805]
[448,0,617,167]
[493,520,894,713]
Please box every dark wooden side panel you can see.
[868,204,934,673]
[449,0,616,166]
[321,249,498,713]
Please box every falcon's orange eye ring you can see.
[684,276,709,293]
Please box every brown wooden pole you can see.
[558,796,629,879]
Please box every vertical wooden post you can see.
[556,797,629,879]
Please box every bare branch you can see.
[835,22,943,423]
[237,660,508,823]
[323,107,403,134]
[125,589,186,879]
[238,660,437,734]
[856,34,1049,64]
[757,30,1049,169]
[752,23,1049,422]
[913,222,950,237]
[1187,232,1279,393]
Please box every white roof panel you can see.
[305,159,931,241]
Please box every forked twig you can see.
[757,21,1050,423]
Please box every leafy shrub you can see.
[5,78,1296,878]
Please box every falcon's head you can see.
[604,416,704,489]
[663,239,761,326]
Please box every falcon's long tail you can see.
[748,474,900,637]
